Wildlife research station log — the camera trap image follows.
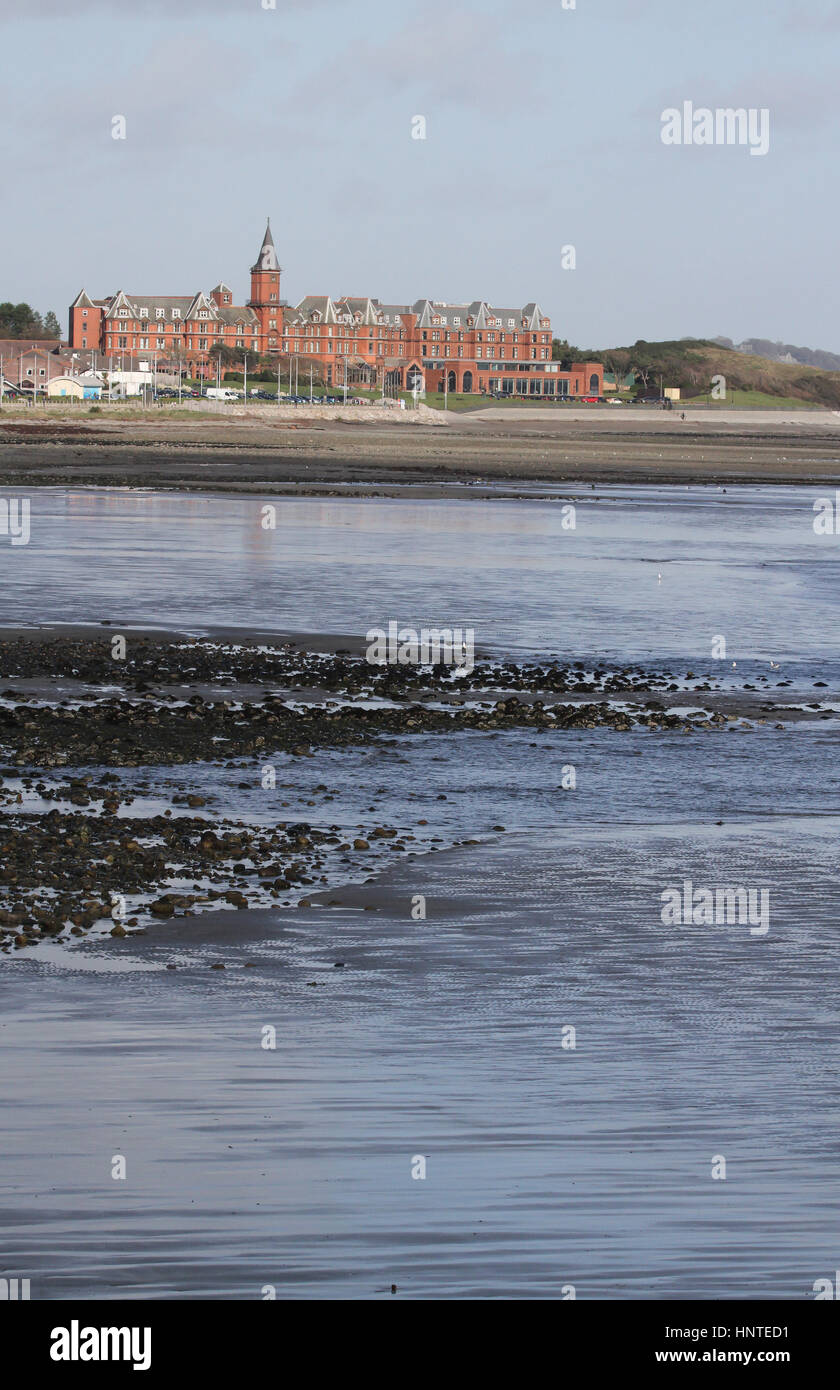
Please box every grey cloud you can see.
[13,0,338,14]
[285,10,551,118]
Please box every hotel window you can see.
[508,319,514,327]
[173,309,181,319]
[82,338,87,347]
[512,348,518,358]
[140,308,148,318]
[118,336,128,348]
[270,293,276,301]
[156,309,165,319]
[199,339,207,350]
[157,337,165,349]
[82,309,88,317]
[118,309,129,317]
[199,310,209,319]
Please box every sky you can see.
[2,0,839,351]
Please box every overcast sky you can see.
[3,0,839,350]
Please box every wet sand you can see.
[2,407,840,489]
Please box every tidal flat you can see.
[1,481,839,1299]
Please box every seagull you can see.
[769,661,780,669]
[732,661,737,668]
[657,571,662,583]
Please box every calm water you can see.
[3,482,840,661]
[1,485,839,1299]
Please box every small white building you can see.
[47,373,104,400]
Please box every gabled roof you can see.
[334,297,380,325]
[105,293,195,322]
[295,295,338,323]
[70,290,95,309]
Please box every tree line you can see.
[0,302,62,339]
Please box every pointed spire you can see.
[252,219,279,273]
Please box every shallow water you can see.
[1,486,839,1300]
[4,483,840,662]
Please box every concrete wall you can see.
[161,400,448,425]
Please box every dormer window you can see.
[156,308,165,319]
[139,307,149,318]
[172,308,181,319]
[224,295,230,303]
[118,309,129,317]
[199,310,209,318]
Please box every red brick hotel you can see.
[69,222,603,398]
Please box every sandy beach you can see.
[2,405,840,491]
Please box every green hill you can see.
[554,337,840,408]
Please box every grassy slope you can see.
[584,339,840,408]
